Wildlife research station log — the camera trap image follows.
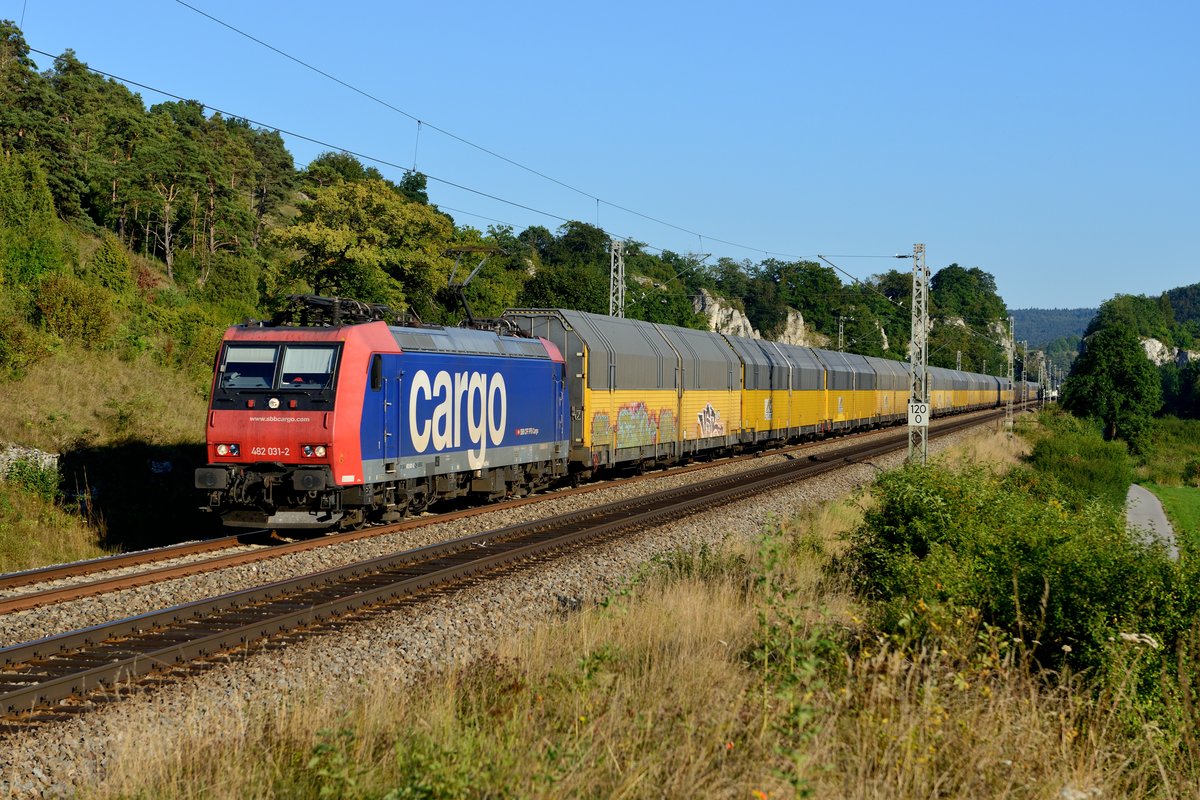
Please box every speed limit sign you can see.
[908,402,929,427]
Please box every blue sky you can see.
[8,0,1198,309]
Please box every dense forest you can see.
[0,21,1056,393]
[1010,307,1095,347]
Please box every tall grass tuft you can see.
[0,484,107,571]
[1027,408,1133,508]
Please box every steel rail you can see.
[0,406,1015,614]
[0,407,1015,723]
[0,532,265,592]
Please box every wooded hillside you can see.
[2,21,1029,391]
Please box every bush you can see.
[1185,459,1200,488]
[841,463,1172,671]
[34,273,118,347]
[2,455,60,503]
[200,251,262,310]
[0,299,49,377]
[84,233,134,293]
[1027,409,1133,508]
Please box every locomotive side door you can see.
[383,367,401,465]
[555,363,566,443]
[370,354,401,471]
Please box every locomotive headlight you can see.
[301,444,328,458]
[302,445,313,457]
[216,444,229,456]
[230,444,240,456]
[314,445,327,457]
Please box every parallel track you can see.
[0,408,1014,730]
[0,406,1018,614]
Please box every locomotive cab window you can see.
[370,354,383,390]
[219,345,279,389]
[280,346,338,389]
[218,344,340,391]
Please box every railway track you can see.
[0,407,1014,731]
[0,406,1019,615]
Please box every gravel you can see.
[0,423,993,798]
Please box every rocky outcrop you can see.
[0,444,59,478]
[692,290,833,347]
[692,289,758,338]
[776,309,829,348]
[1141,338,1199,367]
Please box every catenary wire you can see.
[28,43,959,313]
[170,0,816,260]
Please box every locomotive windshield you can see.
[219,344,339,390]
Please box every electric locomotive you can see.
[195,297,569,529]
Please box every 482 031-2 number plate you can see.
[250,446,291,457]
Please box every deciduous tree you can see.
[1061,323,1161,448]
[274,177,455,316]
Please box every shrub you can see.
[84,233,134,293]
[0,300,49,377]
[841,463,1172,672]
[200,251,262,309]
[34,273,118,347]
[1027,410,1133,508]
[2,455,60,503]
[1185,459,1200,488]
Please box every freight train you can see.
[195,297,1034,530]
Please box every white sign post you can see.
[908,401,930,428]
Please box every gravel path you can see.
[1126,483,1179,560]
[0,424,993,798]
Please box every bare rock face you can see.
[1142,338,1174,366]
[1140,337,1197,367]
[0,444,59,479]
[692,289,758,338]
[692,289,835,347]
[776,309,831,348]
[772,309,820,347]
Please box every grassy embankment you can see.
[71,411,1200,799]
[1137,416,1200,548]
[0,345,209,571]
[0,224,244,569]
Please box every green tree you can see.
[1061,324,1162,448]
[769,259,842,335]
[0,151,65,289]
[302,151,384,187]
[1086,294,1172,341]
[397,171,429,204]
[274,177,455,315]
[930,263,1006,323]
[518,261,608,314]
[246,126,294,248]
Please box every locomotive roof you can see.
[387,324,552,359]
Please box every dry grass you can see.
[0,344,207,452]
[0,486,108,571]
[936,420,1033,471]
[91,576,777,799]
[0,344,209,564]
